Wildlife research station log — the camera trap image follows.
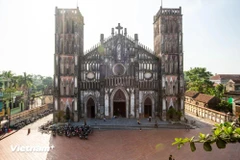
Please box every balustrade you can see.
[185,101,228,124]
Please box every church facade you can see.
[53,6,184,122]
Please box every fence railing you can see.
[185,101,229,123]
[10,104,49,125]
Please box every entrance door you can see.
[87,98,95,118]
[66,107,70,120]
[144,97,152,118]
[113,102,126,117]
[113,90,126,118]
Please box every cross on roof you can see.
[115,23,123,35]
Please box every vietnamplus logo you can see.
[11,145,55,152]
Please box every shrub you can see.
[167,107,182,121]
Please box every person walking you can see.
[169,155,173,160]
[27,128,31,135]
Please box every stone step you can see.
[89,123,191,130]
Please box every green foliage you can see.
[214,84,225,99]
[1,71,52,110]
[185,67,214,94]
[172,122,240,152]
[42,76,53,87]
[18,72,33,90]
[167,107,182,121]
[1,71,53,94]
[0,71,18,101]
[185,68,225,98]
[32,75,53,93]
[213,100,232,113]
[55,110,65,122]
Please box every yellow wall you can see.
[0,109,5,117]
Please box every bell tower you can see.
[54,7,84,122]
[154,6,184,120]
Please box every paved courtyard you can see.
[1,114,240,160]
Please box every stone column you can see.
[81,94,84,118]
[104,89,109,117]
[74,98,78,122]
[74,111,78,122]
[138,91,143,118]
[162,98,166,121]
[130,89,135,118]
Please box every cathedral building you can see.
[53,6,184,122]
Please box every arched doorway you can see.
[168,106,174,119]
[144,97,152,118]
[113,90,126,117]
[87,98,95,118]
[66,107,70,120]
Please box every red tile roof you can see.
[185,91,199,98]
[224,91,240,95]
[210,74,240,81]
[232,79,240,83]
[194,94,215,103]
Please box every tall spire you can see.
[77,0,78,8]
[161,0,163,7]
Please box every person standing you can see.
[169,155,173,160]
[137,119,141,125]
[148,116,152,122]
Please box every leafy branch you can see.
[172,122,240,152]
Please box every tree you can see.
[172,122,240,152]
[166,107,182,121]
[31,75,53,93]
[1,71,19,94]
[42,76,53,87]
[55,110,64,122]
[214,84,225,99]
[31,74,44,93]
[184,71,189,91]
[1,71,14,88]
[18,72,33,110]
[4,86,17,109]
[185,67,214,94]
[0,71,19,116]
[215,100,232,113]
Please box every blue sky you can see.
[0,0,239,77]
